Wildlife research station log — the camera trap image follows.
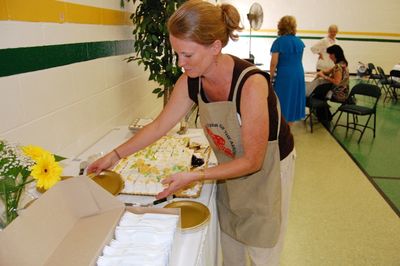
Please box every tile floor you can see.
[280,121,400,266]
[329,79,399,214]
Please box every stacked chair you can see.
[367,63,381,85]
[377,66,394,102]
[389,70,400,102]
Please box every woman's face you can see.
[328,29,337,39]
[329,53,336,63]
[169,34,216,78]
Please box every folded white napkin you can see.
[114,230,174,246]
[97,211,178,266]
[107,239,167,252]
[118,212,142,226]
[97,254,166,266]
[118,212,179,227]
[102,245,168,258]
[141,213,179,221]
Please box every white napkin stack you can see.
[97,211,179,266]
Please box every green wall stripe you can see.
[1,35,398,78]
[0,40,134,77]
[336,37,400,43]
[240,34,400,43]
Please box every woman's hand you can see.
[269,52,279,83]
[317,71,330,81]
[156,171,199,199]
[87,151,119,175]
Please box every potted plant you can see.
[122,0,185,105]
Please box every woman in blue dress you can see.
[270,15,305,124]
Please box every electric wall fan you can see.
[246,2,264,61]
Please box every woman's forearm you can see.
[112,75,194,159]
[199,154,266,182]
[113,120,170,159]
[269,61,276,79]
[157,152,267,199]
[270,53,279,81]
[320,69,341,85]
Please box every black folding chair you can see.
[305,92,330,133]
[377,66,393,102]
[332,83,381,143]
[389,70,400,102]
[367,63,381,85]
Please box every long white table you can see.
[61,126,220,266]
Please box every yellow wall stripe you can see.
[0,0,131,25]
[65,2,102,24]
[102,6,131,25]
[1,0,397,37]
[335,31,400,38]
[254,29,400,38]
[0,0,7,20]
[6,0,64,23]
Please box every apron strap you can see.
[232,66,259,101]
[198,77,201,94]
[274,91,281,139]
[232,66,282,140]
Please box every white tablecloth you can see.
[61,126,220,266]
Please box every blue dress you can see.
[271,35,305,122]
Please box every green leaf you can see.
[54,154,67,162]
[151,35,158,42]
[152,88,162,93]
[128,0,185,104]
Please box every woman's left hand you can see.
[156,171,198,199]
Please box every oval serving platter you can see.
[89,170,124,195]
[164,200,210,231]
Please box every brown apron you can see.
[198,66,282,248]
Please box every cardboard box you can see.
[0,176,180,266]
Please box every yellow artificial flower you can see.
[30,152,62,190]
[22,145,50,161]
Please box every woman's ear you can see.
[210,40,222,55]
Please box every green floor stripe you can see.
[372,176,400,180]
[372,178,400,212]
[329,79,400,216]
[0,40,134,77]
[330,128,400,217]
[331,101,400,178]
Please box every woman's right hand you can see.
[316,71,325,78]
[86,151,119,175]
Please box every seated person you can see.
[305,76,330,97]
[307,45,349,123]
